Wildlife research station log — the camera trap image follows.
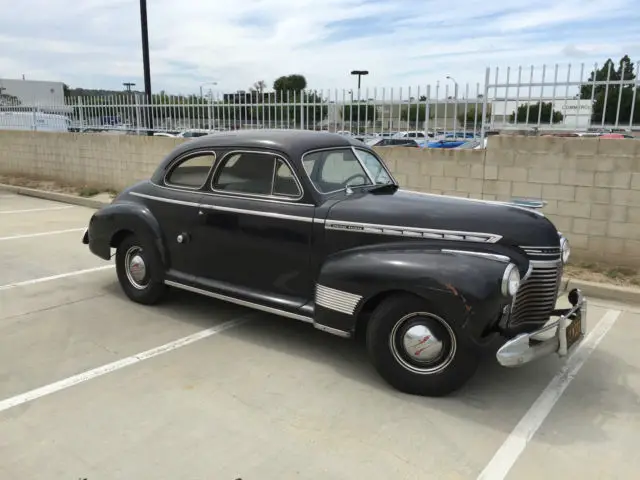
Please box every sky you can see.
[1,0,639,97]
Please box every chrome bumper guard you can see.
[496,288,587,367]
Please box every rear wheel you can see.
[115,234,168,305]
[366,293,478,396]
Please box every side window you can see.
[213,151,301,199]
[165,153,216,188]
[272,159,302,198]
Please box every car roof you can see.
[170,129,364,156]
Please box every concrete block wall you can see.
[376,136,640,265]
[0,130,186,191]
[1,130,640,265]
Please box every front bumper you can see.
[496,288,587,367]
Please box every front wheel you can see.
[366,293,479,396]
[115,233,168,305]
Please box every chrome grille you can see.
[509,259,563,327]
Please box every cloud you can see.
[0,0,638,96]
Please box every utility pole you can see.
[139,0,153,135]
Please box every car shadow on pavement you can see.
[102,282,640,443]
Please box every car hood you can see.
[325,188,560,247]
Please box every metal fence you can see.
[1,62,639,140]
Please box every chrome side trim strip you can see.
[130,191,318,223]
[441,249,510,263]
[313,323,352,338]
[325,219,502,243]
[199,203,314,223]
[164,280,314,323]
[315,284,363,316]
[130,191,199,208]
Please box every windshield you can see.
[302,147,394,194]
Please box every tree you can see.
[252,80,266,95]
[0,93,21,106]
[273,74,307,92]
[343,103,376,121]
[401,104,433,122]
[509,102,563,124]
[457,105,489,127]
[579,55,640,125]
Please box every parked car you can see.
[82,129,584,396]
[427,139,467,148]
[364,137,420,147]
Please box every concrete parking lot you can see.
[1,190,639,480]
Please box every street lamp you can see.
[446,75,458,98]
[200,82,218,100]
[350,71,368,135]
[446,75,459,133]
[350,70,369,90]
[200,82,218,130]
[123,82,136,92]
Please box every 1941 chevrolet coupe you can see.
[82,129,586,396]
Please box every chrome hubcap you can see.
[124,246,148,289]
[402,324,444,362]
[389,312,457,375]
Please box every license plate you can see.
[566,311,583,350]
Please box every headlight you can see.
[560,236,570,264]
[502,263,521,297]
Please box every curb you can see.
[2,183,640,305]
[0,183,110,209]
[564,277,640,305]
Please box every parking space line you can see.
[0,206,74,214]
[0,228,86,242]
[0,316,252,413]
[0,265,115,291]
[477,309,622,480]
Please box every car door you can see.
[146,150,217,279]
[194,149,315,308]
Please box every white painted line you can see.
[0,316,251,413]
[0,265,115,291]
[0,228,86,242]
[0,206,74,214]
[477,309,622,480]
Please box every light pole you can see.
[200,82,218,100]
[446,75,459,132]
[350,70,368,134]
[123,82,136,92]
[139,0,153,135]
[199,82,218,130]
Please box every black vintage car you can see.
[82,129,586,396]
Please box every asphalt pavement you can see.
[1,191,639,480]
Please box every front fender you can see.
[86,201,167,267]
[315,245,522,345]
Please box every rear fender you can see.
[314,245,523,344]
[87,201,167,269]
